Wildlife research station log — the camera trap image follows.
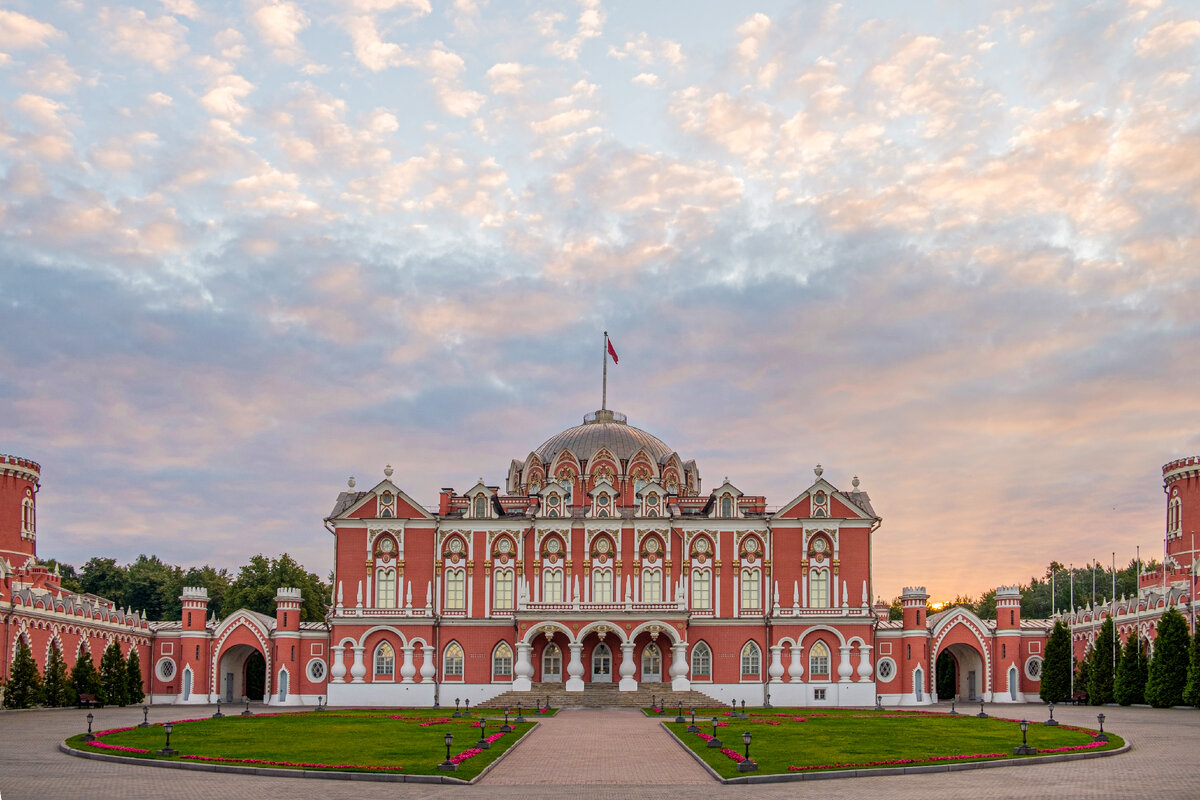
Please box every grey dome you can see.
[533,410,675,465]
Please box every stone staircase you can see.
[476,681,723,710]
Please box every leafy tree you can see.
[975,589,997,620]
[1183,628,1200,707]
[172,565,232,620]
[936,651,957,699]
[42,642,76,707]
[225,554,328,622]
[1040,620,1072,703]
[1115,634,1148,706]
[1086,616,1118,705]
[887,597,902,621]
[79,557,128,607]
[125,554,180,621]
[70,643,103,704]
[2,639,43,709]
[1075,656,1091,704]
[1146,608,1190,708]
[126,647,145,705]
[100,641,129,706]
[40,558,83,593]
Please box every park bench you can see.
[78,694,98,708]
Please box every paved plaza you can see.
[2,703,1198,800]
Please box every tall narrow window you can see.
[810,642,830,678]
[691,642,712,678]
[474,495,487,518]
[444,642,464,678]
[376,569,396,608]
[374,642,395,677]
[692,569,712,610]
[641,567,662,603]
[543,568,564,603]
[445,568,466,610]
[809,568,829,608]
[740,642,761,677]
[494,568,514,610]
[721,495,733,517]
[493,643,513,678]
[741,567,761,610]
[592,568,613,603]
[21,498,35,536]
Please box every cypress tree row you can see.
[1114,634,1148,706]
[70,643,104,705]
[1040,620,1072,703]
[1146,608,1190,708]
[41,643,76,707]
[1087,617,1118,705]
[126,647,145,705]
[100,641,129,707]
[2,639,43,709]
[1183,628,1200,707]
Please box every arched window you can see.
[809,568,829,608]
[741,567,761,610]
[592,567,613,603]
[474,495,487,518]
[374,642,395,677]
[809,641,830,679]
[21,498,35,536]
[543,643,562,678]
[493,642,513,678]
[641,567,662,603]
[543,568,564,603]
[494,568,514,610]
[721,494,733,517]
[445,568,466,611]
[1169,495,1182,536]
[691,642,712,678]
[444,642,464,678]
[692,569,711,610]
[740,642,761,677]
[376,569,396,608]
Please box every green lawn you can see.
[66,708,542,780]
[652,708,1123,778]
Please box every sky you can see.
[1,0,1198,603]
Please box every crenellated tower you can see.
[0,454,40,568]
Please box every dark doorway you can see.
[936,650,957,700]
[244,651,266,700]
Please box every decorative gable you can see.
[708,477,743,519]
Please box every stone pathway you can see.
[481,708,711,785]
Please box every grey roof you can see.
[533,414,678,465]
[845,490,876,517]
[327,491,368,519]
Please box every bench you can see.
[78,694,98,709]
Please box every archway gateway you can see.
[938,642,986,701]
[217,644,267,702]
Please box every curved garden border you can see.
[662,722,1132,785]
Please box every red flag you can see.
[607,339,619,364]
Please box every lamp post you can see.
[544,695,550,712]
[315,695,325,713]
[157,722,178,756]
[139,705,151,728]
[453,698,461,718]
[1013,719,1036,755]
[976,700,988,719]
[651,694,656,711]
[212,699,224,719]
[764,688,772,709]
[516,702,526,723]
[738,730,758,772]
[464,698,471,716]
[1095,713,1108,743]
[687,708,699,733]
[242,695,253,716]
[83,712,96,742]
[949,697,958,716]
[739,699,748,719]
[707,717,722,748]
[1045,702,1058,727]
[675,701,685,723]
[475,719,490,750]
[875,694,884,712]
[501,709,513,733]
[438,732,457,771]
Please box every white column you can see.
[400,644,416,683]
[670,642,691,691]
[331,646,347,682]
[420,645,436,683]
[788,645,804,682]
[350,646,367,683]
[513,642,534,691]
[857,644,874,681]
[566,643,585,691]
[619,642,638,691]
[837,645,853,683]
[768,645,785,683]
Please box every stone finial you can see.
[852,475,860,491]
[348,476,356,489]
[384,464,394,478]
[814,464,823,478]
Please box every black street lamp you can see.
[687,708,699,733]
[764,689,772,709]
[1095,713,1108,743]
[83,712,96,742]
[976,700,988,719]
[1045,702,1058,727]
[875,694,884,712]
[315,695,325,713]
[212,699,224,719]
[707,717,722,748]
[139,705,151,728]
[739,699,747,719]
[738,730,758,772]
[516,702,526,723]
[157,722,178,756]
[438,732,457,771]
[453,698,461,718]
[651,694,656,711]
[675,701,685,723]
[501,709,513,733]
[475,719,491,750]
[464,698,471,716]
[544,695,550,712]
[949,698,958,715]
[1013,719,1036,755]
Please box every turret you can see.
[0,454,40,567]
[180,586,209,631]
[901,586,929,629]
[996,585,1021,630]
[275,587,302,632]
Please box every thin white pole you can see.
[602,331,608,411]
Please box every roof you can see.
[533,410,677,464]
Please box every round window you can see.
[498,538,512,554]
[156,657,176,681]
[596,538,611,554]
[448,538,463,554]
[1025,656,1044,681]
[547,538,561,554]
[307,659,328,682]
[876,657,896,682]
[744,538,759,553]
[644,538,660,554]
[379,537,394,553]
[695,538,709,554]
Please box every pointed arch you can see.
[443,641,465,680]
[691,641,713,680]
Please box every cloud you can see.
[99,7,189,72]
[0,9,63,49]
[21,55,82,94]
[534,0,605,60]
[200,74,255,122]
[250,0,310,63]
[1135,18,1200,56]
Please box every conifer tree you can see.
[125,647,145,705]
[1183,628,1200,707]
[1087,617,1118,705]
[70,642,103,704]
[1146,607,1190,708]
[2,639,43,709]
[1040,620,1072,703]
[42,642,76,707]
[1114,634,1147,706]
[100,640,129,706]
[1075,656,1091,704]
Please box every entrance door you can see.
[543,644,562,682]
[279,670,288,702]
[592,643,612,683]
[225,672,234,703]
[641,643,661,682]
[967,670,977,700]
[182,668,192,701]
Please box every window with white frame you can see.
[21,497,35,537]
[493,643,513,677]
[809,568,829,608]
[691,569,711,610]
[741,567,761,610]
[494,568,514,610]
[691,642,712,678]
[474,495,487,518]
[374,642,395,677]
[592,567,613,603]
[720,494,733,517]
[543,567,564,603]
[809,641,830,678]
[376,568,396,608]
[444,642,464,678]
[1169,494,1182,537]
[445,568,466,610]
[740,641,761,676]
[641,567,662,603]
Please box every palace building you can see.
[4,427,1198,709]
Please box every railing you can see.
[772,607,874,618]
[521,601,686,613]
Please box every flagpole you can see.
[1069,562,1074,698]
[1112,552,1117,670]
[602,331,608,411]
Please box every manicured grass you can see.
[65,709,538,779]
[655,708,1124,778]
